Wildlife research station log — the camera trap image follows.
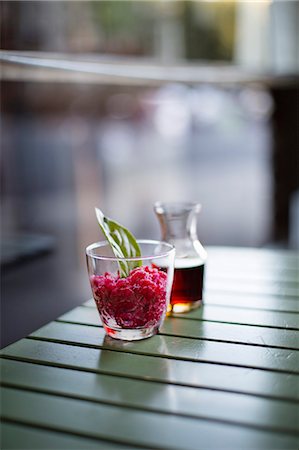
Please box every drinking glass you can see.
[86,239,175,340]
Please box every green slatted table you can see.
[1,247,299,450]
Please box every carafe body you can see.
[154,201,207,313]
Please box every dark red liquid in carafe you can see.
[170,263,205,313]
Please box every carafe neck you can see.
[155,206,199,243]
[154,202,206,261]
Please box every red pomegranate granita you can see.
[87,210,175,340]
[90,266,168,331]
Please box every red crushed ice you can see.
[90,266,168,329]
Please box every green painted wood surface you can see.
[202,293,299,313]
[1,359,298,434]
[206,248,299,285]
[173,305,299,329]
[59,305,299,350]
[2,339,298,401]
[206,246,298,267]
[162,317,299,349]
[1,423,131,450]
[205,268,299,284]
[1,247,298,449]
[1,387,298,450]
[76,303,299,329]
[29,321,299,374]
[208,268,299,284]
[204,279,299,298]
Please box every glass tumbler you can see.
[86,239,175,341]
[154,201,207,313]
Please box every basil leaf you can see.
[95,207,142,277]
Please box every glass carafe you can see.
[154,201,207,313]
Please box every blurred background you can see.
[1,0,299,347]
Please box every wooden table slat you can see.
[28,321,299,374]
[2,339,298,401]
[201,293,299,313]
[173,305,299,330]
[204,280,299,298]
[1,359,298,435]
[206,246,299,265]
[2,387,298,450]
[79,303,299,330]
[205,269,299,285]
[1,247,298,449]
[61,306,299,350]
[162,318,299,350]
[1,423,131,450]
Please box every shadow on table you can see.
[96,335,176,404]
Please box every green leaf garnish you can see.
[95,207,142,277]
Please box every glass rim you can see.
[86,239,175,261]
[154,200,201,213]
